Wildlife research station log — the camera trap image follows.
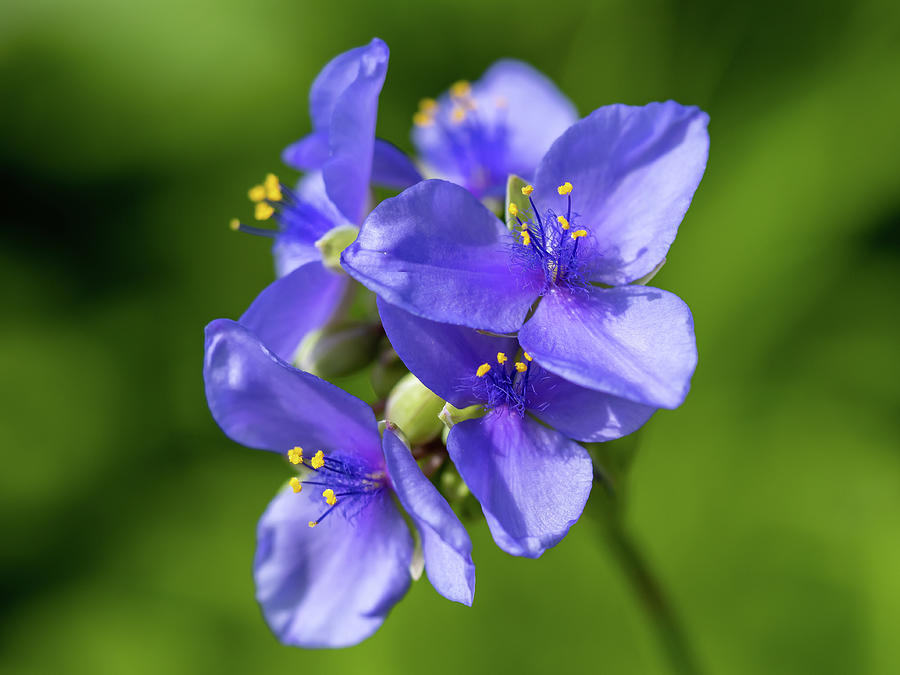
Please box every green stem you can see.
[592,472,704,675]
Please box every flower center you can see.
[508,181,590,292]
[470,350,535,415]
[284,447,386,528]
[413,81,511,197]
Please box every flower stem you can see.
[591,467,704,675]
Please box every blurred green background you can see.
[2,0,898,673]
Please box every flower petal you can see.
[239,261,347,363]
[281,132,329,172]
[382,425,475,606]
[321,39,389,224]
[533,102,710,284]
[519,286,697,409]
[529,370,656,442]
[377,297,517,408]
[447,412,592,558]
[342,179,540,333]
[254,484,413,648]
[203,319,381,461]
[371,138,423,189]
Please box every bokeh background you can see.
[2,0,899,673]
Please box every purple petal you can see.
[239,261,347,363]
[342,179,540,333]
[372,138,423,189]
[254,484,413,648]
[203,319,381,461]
[447,412,592,558]
[529,371,657,442]
[382,425,475,606]
[533,102,710,284]
[377,297,517,408]
[321,39,389,224]
[282,132,330,172]
[519,286,697,409]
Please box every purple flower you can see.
[234,39,417,362]
[378,299,656,558]
[411,60,577,198]
[343,102,708,410]
[204,319,475,648]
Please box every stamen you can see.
[413,111,434,127]
[229,218,240,231]
[310,450,325,470]
[264,173,282,201]
[508,203,519,217]
[515,361,527,373]
[557,181,573,195]
[557,215,570,230]
[308,521,318,528]
[476,363,492,377]
[571,229,587,240]
[521,184,534,196]
[322,488,338,506]
[450,80,471,99]
[287,447,303,465]
[419,98,438,114]
[255,202,274,221]
[289,477,303,493]
[451,106,467,124]
[248,184,266,202]
[521,230,531,246]
[524,352,533,361]
[497,352,508,365]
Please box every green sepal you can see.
[315,224,359,273]
[505,174,532,231]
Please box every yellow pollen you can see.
[515,361,527,372]
[557,181,573,195]
[571,229,587,240]
[508,203,518,217]
[289,477,303,493]
[419,97,438,114]
[255,202,274,221]
[413,111,434,127]
[497,352,508,365]
[287,446,303,464]
[557,215,569,230]
[310,450,325,470]
[323,488,337,506]
[521,230,531,246]
[248,184,266,202]
[476,363,491,377]
[524,352,533,361]
[229,218,240,231]
[308,520,318,528]
[450,80,471,99]
[451,106,466,124]
[264,173,282,201]
[521,184,534,196]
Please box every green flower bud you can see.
[293,320,382,379]
[384,373,445,445]
[315,224,359,273]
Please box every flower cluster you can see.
[204,37,709,648]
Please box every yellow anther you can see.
[248,184,266,202]
[450,80,471,99]
[515,361,528,373]
[308,521,318,528]
[571,229,588,240]
[557,215,570,230]
[419,97,438,114]
[557,181,573,195]
[476,363,491,377]
[264,173,282,201]
[323,489,337,506]
[287,447,303,465]
[413,111,434,127]
[521,230,531,246]
[451,106,466,124]
[289,477,303,494]
[524,352,533,361]
[255,202,274,221]
[508,203,518,217]
[310,450,325,470]
[229,218,240,231]
[521,184,534,196]
[497,352,508,365]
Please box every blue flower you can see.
[411,60,577,199]
[378,299,655,558]
[232,38,419,362]
[343,102,709,410]
[203,319,475,648]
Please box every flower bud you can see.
[294,320,382,379]
[384,373,445,445]
[370,345,408,399]
[315,224,360,273]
